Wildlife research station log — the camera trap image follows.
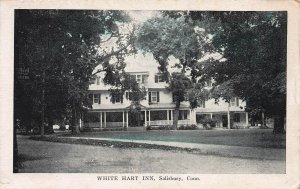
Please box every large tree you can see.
[137,14,210,129]
[14,10,134,136]
[187,11,287,133]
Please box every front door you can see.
[222,115,228,128]
[128,111,145,127]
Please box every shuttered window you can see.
[90,93,101,104]
[148,91,160,103]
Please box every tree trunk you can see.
[47,115,54,134]
[137,111,141,127]
[173,108,179,130]
[273,115,285,134]
[173,102,180,130]
[13,120,18,173]
[71,101,80,134]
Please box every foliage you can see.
[198,117,217,129]
[137,14,211,128]
[146,125,173,130]
[198,12,286,133]
[166,73,192,106]
[14,10,133,134]
[178,124,198,130]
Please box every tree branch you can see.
[97,42,131,63]
[92,69,107,76]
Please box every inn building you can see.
[83,55,250,130]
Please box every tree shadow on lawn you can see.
[15,154,51,170]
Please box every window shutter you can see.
[89,94,93,104]
[203,100,205,108]
[111,95,115,104]
[142,75,145,83]
[157,92,160,102]
[125,92,128,99]
[172,93,175,102]
[236,98,239,107]
[98,94,101,104]
[121,94,123,103]
[148,92,151,103]
[155,75,158,83]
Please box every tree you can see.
[14,10,134,136]
[137,14,210,129]
[189,11,287,133]
[166,73,192,129]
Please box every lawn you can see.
[63,129,285,149]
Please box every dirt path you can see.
[17,136,285,173]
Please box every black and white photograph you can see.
[1,0,299,189]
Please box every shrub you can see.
[198,117,217,129]
[178,124,197,130]
[146,125,172,130]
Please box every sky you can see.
[95,10,222,76]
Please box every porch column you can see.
[171,110,173,125]
[210,113,213,119]
[193,110,197,124]
[245,112,249,126]
[189,109,192,125]
[122,111,125,128]
[148,110,151,126]
[126,112,128,128]
[262,112,265,126]
[79,117,82,129]
[167,110,170,125]
[144,110,147,127]
[99,112,102,128]
[104,112,107,128]
[227,110,230,129]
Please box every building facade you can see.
[83,67,250,130]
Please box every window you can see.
[155,74,164,83]
[130,74,147,84]
[151,92,157,102]
[89,77,96,84]
[148,91,160,103]
[136,75,141,83]
[142,75,147,83]
[150,110,167,121]
[111,93,123,104]
[179,110,188,120]
[125,92,134,101]
[89,93,101,104]
[198,100,206,108]
[96,77,100,85]
[233,113,240,122]
[230,97,239,107]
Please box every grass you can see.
[61,129,285,149]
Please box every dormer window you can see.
[230,97,239,107]
[130,74,148,84]
[111,93,123,104]
[155,74,164,83]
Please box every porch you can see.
[196,111,249,129]
[83,109,195,130]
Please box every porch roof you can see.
[148,103,190,110]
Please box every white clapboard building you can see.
[83,54,250,130]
